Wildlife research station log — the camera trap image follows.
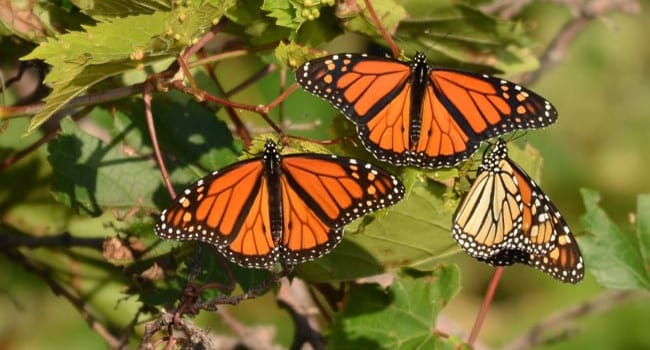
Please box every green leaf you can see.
[396,3,535,72]
[328,266,463,349]
[225,0,292,44]
[71,0,172,18]
[261,0,302,29]
[274,40,311,68]
[338,0,406,39]
[295,239,384,283]
[47,117,163,215]
[579,189,650,290]
[261,0,332,31]
[22,1,235,133]
[113,92,241,174]
[349,180,459,269]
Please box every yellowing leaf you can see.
[22,1,235,133]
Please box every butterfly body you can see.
[156,140,405,268]
[408,53,429,147]
[452,139,584,283]
[297,53,557,168]
[261,145,284,243]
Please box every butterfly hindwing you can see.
[217,177,280,268]
[279,154,405,265]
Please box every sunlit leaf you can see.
[580,189,650,290]
[47,118,162,215]
[328,266,464,349]
[22,1,235,133]
[338,0,407,39]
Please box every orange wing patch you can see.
[280,155,405,264]
[219,178,278,268]
[431,68,556,139]
[156,160,263,248]
[366,84,411,155]
[280,177,334,264]
[417,86,470,157]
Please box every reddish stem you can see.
[468,266,504,345]
[363,0,400,58]
[144,80,176,199]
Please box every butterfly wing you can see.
[155,158,281,268]
[297,54,558,168]
[452,166,523,259]
[429,68,557,137]
[279,154,405,265]
[482,222,585,284]
[296,54,416,165]
[453,139,584,283]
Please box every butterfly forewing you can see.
[155,159,264,247]
[297,53,411,122]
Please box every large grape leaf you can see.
[328,266,464,350]
[397,3,536,72]
[71,0,172,18]
[47,117,163,215]
[22,0,235,133]
[580,189,650,290]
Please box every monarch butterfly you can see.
[296,53,557,168]
[155,140,405,268]
[452,139,584,283]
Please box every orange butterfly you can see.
[155,140,405,268]
[453,139,584,283]
[296,53,557,168]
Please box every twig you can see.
[468,267,504,346]
[195,267,292,311]
[480,0,534,18]
[181,19,226,62]
[363,0,400,58]
[139,312,215,350]
[224,63,277,99]
[277,65,288,129]
[196,49,255,147]
[189,41,279,68]
[1,248,121,348]
[503,290,643,350]
[277,278,325,350]
[0,106,90,171]
[117,307,144,350]
[263,83,298,113]
[0,84,143,121]
[521,0,641,86]
[143,78,176,199]
[0,232,104,249]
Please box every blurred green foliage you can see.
[0,0,648,349]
